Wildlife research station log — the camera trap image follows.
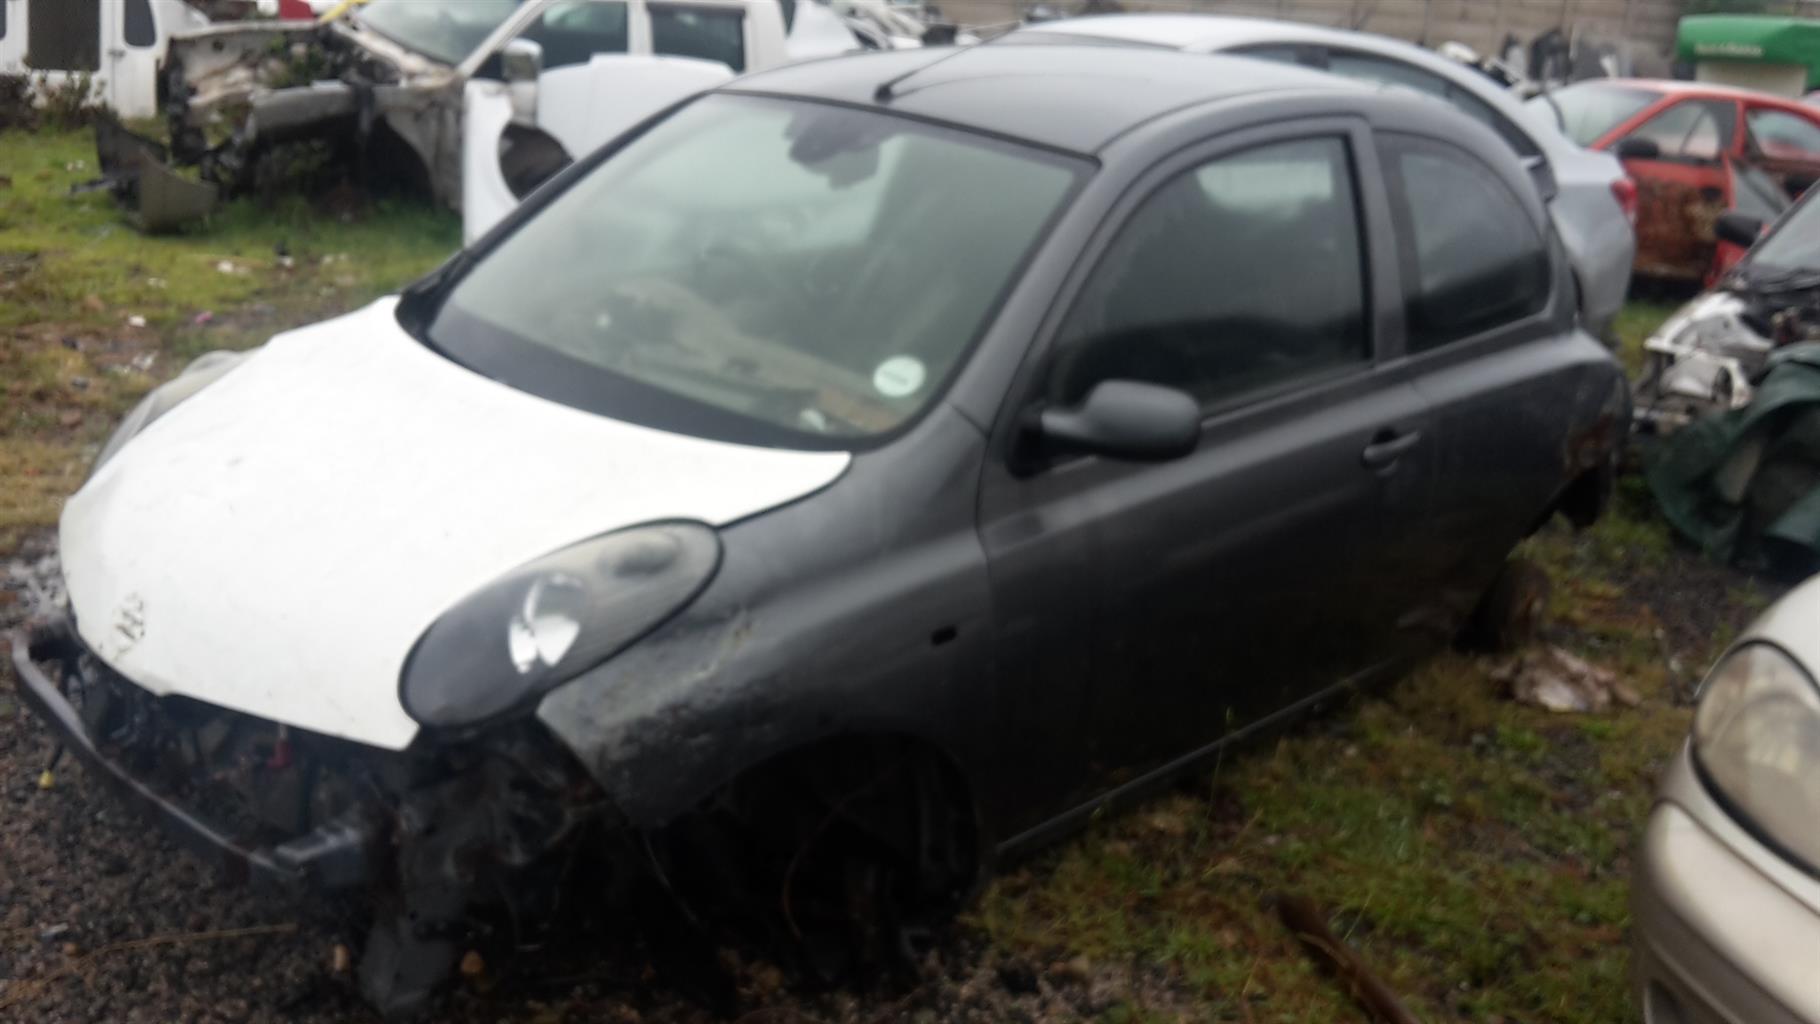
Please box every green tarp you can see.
[1678,15,1820,88]
[1648,343,1820,576]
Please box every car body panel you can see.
[1001,14,1636,337]
[60,299,850,751]
[1634,745,1820,1024]
[1628,152,1733,281]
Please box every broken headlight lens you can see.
[1692,642,1820,871]
[401,522,720,730]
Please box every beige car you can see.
[1634,581,1820,1024]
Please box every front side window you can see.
[1628,99,1737,162]
[1053,137,1369,409]
[522,0,628,69]
[1325,51,1539,158]
[651,4,745,72]
[1748,107,1820,161]
[1534,82,1659,147]
[431,95,1082,446]
[1381,135,1549,352]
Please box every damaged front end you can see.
[99,18,461,229]
[10,614,620,1016]
[1634,278,1820,434]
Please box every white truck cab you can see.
[461,0,865,241]
[0,0,211,119]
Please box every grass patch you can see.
[0,126,457,548]
[1611,299,1679,377]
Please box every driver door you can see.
[979,122,1438,835]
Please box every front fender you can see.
[535,408,994,830]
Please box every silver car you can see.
[1634,582,1820,1024]
[1002,14,1638,343]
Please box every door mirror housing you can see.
[1715,210,1765,249]
[1615,136,1661,161]
[1035,380,1200,462]
[501,38,543,127]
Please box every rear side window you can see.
[124,0,155,47]
[1054,136,1369,408]
[1628,99,1736,162]
[651,5,746,72]
[1324,50,1539,158]
[1748,107,1820,161]
[1380,135,1549,352]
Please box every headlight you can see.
[89,349,252,480]
[1692,642,1820,870]
[400,522,720,731]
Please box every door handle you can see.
[1361,429,1422,469]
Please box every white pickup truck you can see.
[119,0,930,235]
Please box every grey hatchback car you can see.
[13,45,1626,1013]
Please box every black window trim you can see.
[1002,115,1409,464]
[1374,129,1561,363]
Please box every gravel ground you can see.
[0,534,1167,1024]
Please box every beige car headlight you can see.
[1693,642,1820,870]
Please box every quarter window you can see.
[651,5,746,72]
[1748,107,1820,161]
[1053,137,1369,408]
[1380,135,1549,352]
[1627,99,1736,161]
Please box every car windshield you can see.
[1749,191,1820,272]
[1528,82,1659,146]
[428,94,1083,447]
[352,0,522,65]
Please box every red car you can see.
[1533,80,1817,283]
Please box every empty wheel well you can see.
[648,733,982,976]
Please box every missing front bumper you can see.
[9,618,374,889]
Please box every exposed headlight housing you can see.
[400,522,720,731]
[1692,642,1820,871]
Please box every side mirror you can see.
[501,38,543,127]
[1715,210,1765,249]
[1036,380,1200,462]
[1615,137,1661,161]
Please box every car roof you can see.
[1008,12,1400,52]
[725,44,1366,154]
[1594,78,1816,108]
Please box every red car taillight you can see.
[1611,177,1638,226]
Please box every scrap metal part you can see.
[98,18,459,230]
[1635,291,1775,433]
[94,114,221,231]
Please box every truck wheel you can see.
[1461,557,1550,653]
